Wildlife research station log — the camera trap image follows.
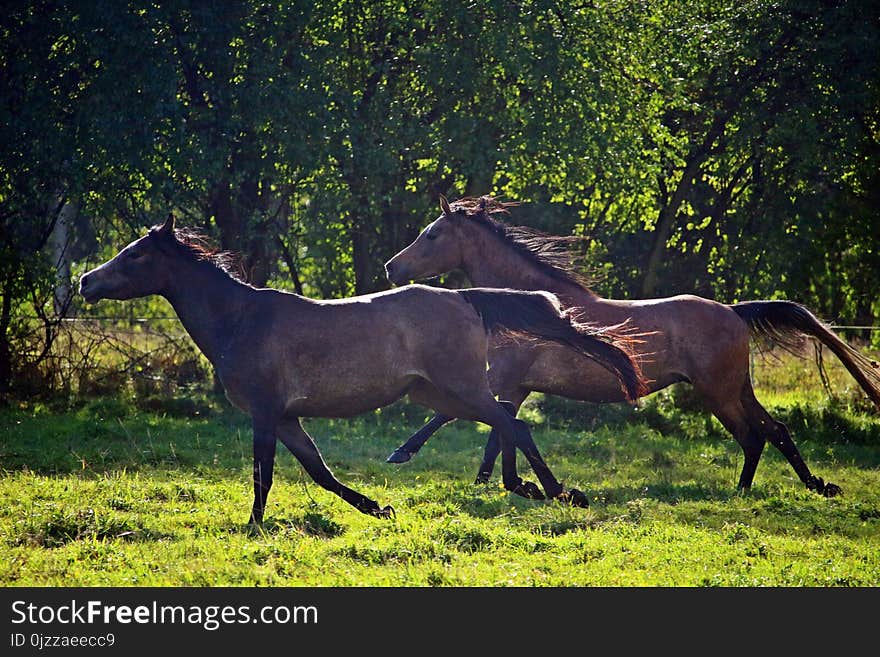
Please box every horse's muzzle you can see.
[384,261,408,286]
[78,273,101,304]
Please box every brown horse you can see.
[78,213,645,522]
[384,195,880,497]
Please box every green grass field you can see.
[1,350,878,586]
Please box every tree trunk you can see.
[640,203,678,299]
[641,113,729,298]
[465,171,494,198]
[50,197,79,315]
[350,221,373,295]
[0,274,14,397]
[210,179,272,287]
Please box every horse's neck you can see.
[462,233,598,305]
[163,263,253,364]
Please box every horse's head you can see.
[384,195,468,285]
[79,213,178,303]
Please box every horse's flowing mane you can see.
[151,224,247,282]
[449,196,596,292]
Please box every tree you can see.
[0,0,877,398]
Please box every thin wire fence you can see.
[11,313,880,401]
[13,315,210,399]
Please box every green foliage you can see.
[1,0,878,397]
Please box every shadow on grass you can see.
[775,403,880,451]
[594,481,753,506]
[446,475,747,517]
[456,486,513,519]
[8,509,172,549]
[230,510,346,540]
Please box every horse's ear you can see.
[159,212,175,234]
[439,195,452,216]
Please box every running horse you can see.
[78,213,645,522]
[384,195,880,496]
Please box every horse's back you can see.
[227,285,488,417]
[594,294,747,336]
[579,294,751,385]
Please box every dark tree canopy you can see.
[1,0,878,395]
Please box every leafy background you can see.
[2,0,878,400]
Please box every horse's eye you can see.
[128,250,144,260]
[426,231,438,241]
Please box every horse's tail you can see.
[731,300,880,410]
[459,288,648,401]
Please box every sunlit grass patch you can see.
[0,349,878,585]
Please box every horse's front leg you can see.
[278,418,394,518]
[474,429,500,484]
[250,418,278,524]
[386,413,455,464]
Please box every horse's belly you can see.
[285,378,415,418]
[521,349,632,403]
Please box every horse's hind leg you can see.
[740,382,841,496]
[734,427,766,491]
[510,415,589,506]
[474,390,528,484]
[701,395,766,491]
[465,393,587,506]
[496,423,542,500]
[465,398,543,500]
[277,418,394,518]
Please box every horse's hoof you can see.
[807,476,842,497]
[806,476,842,497]
[556,488,589,508]
[823,482,842,497]
[474,472,491,485]
[386,448,412,464]
[372,505,395,519]
[358,500,395,518]
[512,481,545,500]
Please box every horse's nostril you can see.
[385,263,396,277]
[79,275,90,290]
